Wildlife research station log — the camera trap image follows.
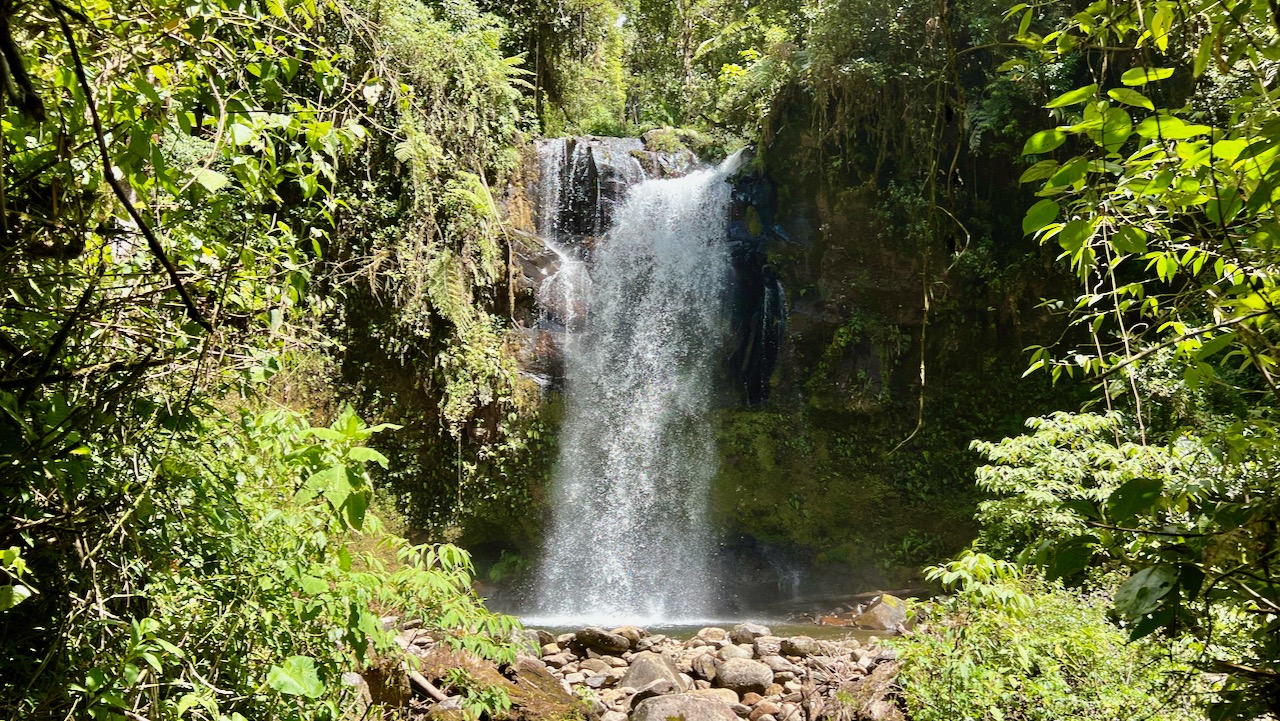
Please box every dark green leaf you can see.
[1107,477,1164,524]
[1046,535,1097,579]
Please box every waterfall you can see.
[530,143,744,625]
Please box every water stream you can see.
[528,143,744,626]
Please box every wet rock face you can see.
[727,168,788,405]
[511,136,704,392]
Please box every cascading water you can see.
[529,146,745,625]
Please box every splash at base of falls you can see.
[529,146,746,626]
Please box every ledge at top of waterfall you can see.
[530,150,747,627]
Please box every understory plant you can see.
[896,552,1201,721]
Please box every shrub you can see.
[895,554,1201,721]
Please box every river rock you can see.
[853,594,908,631]
[689,687,740,704]
[620,650,686,691]
[780,636,821,657]
[731,703,752,717]
[753,636,783,657]
[601,712,628,721]
[564,672,585,685]
[691,653,718,681]
[576,627,631,654]
[543,653,572,669]
[580,658,611,674]
[697,627,729,643]
[540,642,560,656]
[633,694,739,721]
[612,625,648,647]
[585,674,611,689]
[715,658,773,694]
[718,644,753,661]
[750,700,782,720]
[731,623,771,645]
[846,660,904,721]
[760,655,799,674]
[630,679,679,707]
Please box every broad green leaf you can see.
[1107,88,1154,110]
[1057,219,1090,252]
[1084,105,1132,153]
[229,123,255,146]
[1135,115,1210,140]
[192,169,229,193]
[266,656,324,698]
[1046,83,1098,108]
[0,584,32,611]
[1114,566,1176,619]
[1019,160,1059,183]
[344,489,369,530]
[1195,332,1236,360]
[300,575,329,595]
[1048,158,1088,187]
[1022,128,1066,155]
[1107,477,1163,524]
[1121,67,1174,86]
[348,446,390,468]
[1112,226,1148,254]
[1023,199,1060,235]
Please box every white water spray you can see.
[530,149,744,626]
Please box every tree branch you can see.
[52,4,212,332]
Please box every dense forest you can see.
[1,0,1278,718]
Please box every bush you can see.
[895,553,1201,721]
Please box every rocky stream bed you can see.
[357,596,909,721]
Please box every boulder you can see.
[601,712,629,721]
[715,659,773,694]
[575,627,631,654]
[632,694,740,721]
[580,658,611,674]
[852,594,908,631]
[779,636,822,657]
[620,651,686,691]
[730,623,771,645]
[540,642,560,656]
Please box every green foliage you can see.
[897,565,1200,721]
[0,0,531,715]
[996,0,1280,714]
